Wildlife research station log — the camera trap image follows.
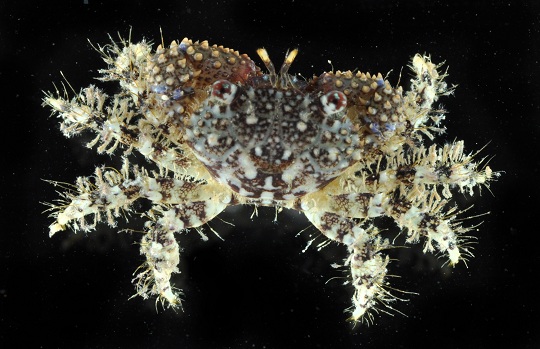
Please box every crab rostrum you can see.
[44,35,496,323]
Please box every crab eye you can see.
[211,80,237,104]
[320,91,347,115]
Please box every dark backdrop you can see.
[1,1,539,348]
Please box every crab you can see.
[44,34,496,323]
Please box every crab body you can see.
[185,76,361,203]
[44,36,496,323]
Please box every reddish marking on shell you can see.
[321,91,347,114]
[211,80,236,100]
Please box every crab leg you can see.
[302,210,390,321]
[134,193,232,306]
[48,159,208,234]
[304,187,464,265]
[44,86,205,177]
[48,158,233,305]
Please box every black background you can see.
[1,1,539,348]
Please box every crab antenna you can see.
[279,48,298,88]
[256,48,277,86]
[279,48,298,78]
[257,48,299,88]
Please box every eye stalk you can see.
[210,80,238,104]
[320,91,347,116]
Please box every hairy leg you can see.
[302,209,390,322]
[46,159,233,306]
